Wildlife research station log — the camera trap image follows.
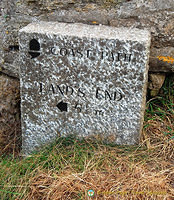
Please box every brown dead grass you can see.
[28,167,173,200]
[143,116,174,161]
[1,75,173,199]
[0,73,21,156]
[1,103,173,200]
[27,116,174,200]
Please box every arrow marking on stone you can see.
[57,101,68,112]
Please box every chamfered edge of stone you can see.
[19,21,151,44]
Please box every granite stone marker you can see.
[19,22,151,155]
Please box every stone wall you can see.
[0,0,173,153]
[0,0,174,77]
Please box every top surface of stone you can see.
[19,22,150,44]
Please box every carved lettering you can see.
[96,88,104,100]
[77,88,85,97]
[50,46,133,62]
[117,53,122,61]
[76,49,83,58]
[48,84,55,94]
[96,88,123,101]
[39,82,43,93]
[60,48,68,56]
[95,110,104,116]
[86,50,94,58]
[114,91,122,101]
[75,103,82,112]
[51,47,58,55]
[38,83,123,102]
[125,54,132,62]
[69,49,76,57]
[57,85,65,96]
[105,90,113,100]
[66,86,74,96]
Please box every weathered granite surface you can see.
[19,22,151,154]
[0,0,174,78]
[148,73,166,97]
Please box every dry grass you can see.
[28,166,173,200]
[26,127,174,199]
[1,127,173,199]
[143,117,174,160]
[0,73,21,156]
[0,75,173,200]
[26,75,174,199]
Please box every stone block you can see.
[19,22,151,154]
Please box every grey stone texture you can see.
[0,0,174,78]
[148,73,166,97]
[19,22,151,154]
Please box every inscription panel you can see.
[19,22,151,154]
